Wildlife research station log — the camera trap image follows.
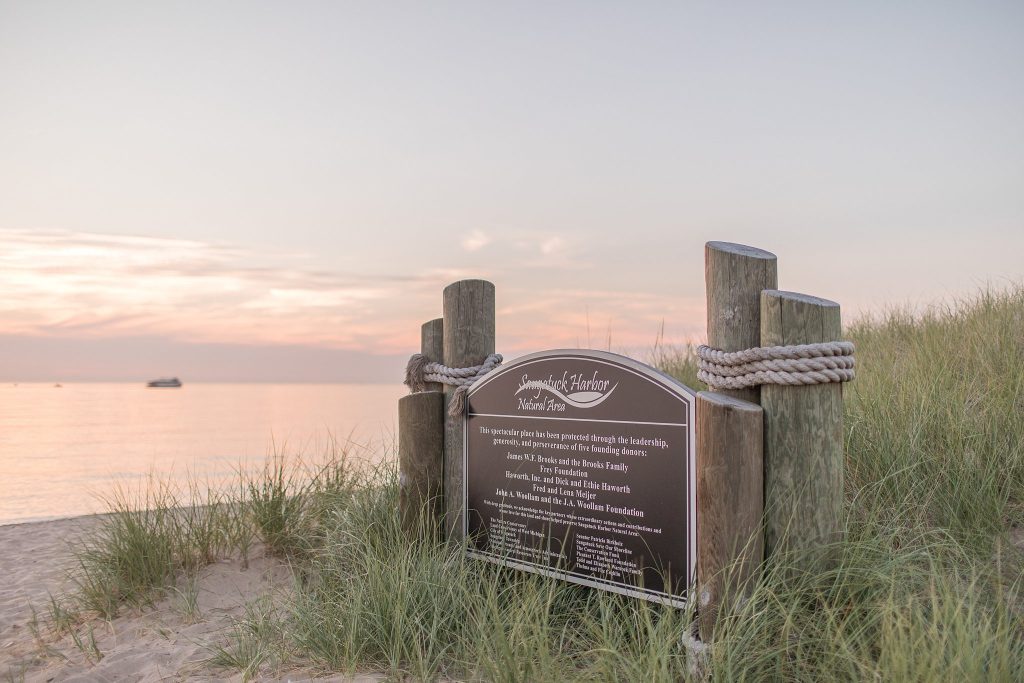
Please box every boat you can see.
[147,377,182,388]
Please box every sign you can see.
[463,349,696,607]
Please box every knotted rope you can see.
[697,341,855,390]
[405,353,503,416]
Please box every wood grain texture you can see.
[398,392,445,537]
[442,279,495,543]
[420,318,444,392]
[760,290,844,570]
[699,241,775,634]
[696,391,763,638]
[705,241,778,405]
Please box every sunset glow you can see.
[1,2,1021,381]
[0,229,704,369]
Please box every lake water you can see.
[0,383,405,525]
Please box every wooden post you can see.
[698,241,776,637]
[421,318,444,392]
[442,280,495,543]
[760,290,844,569]
[696,391,763,638]
[704,241,778,404]
[398,318,446,536]
[398,392,444,536]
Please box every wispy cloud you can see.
[461,230,491,252]
[0,230,704,367]
[539,236,565,255]
[458,230,581,273]
[460,230,568,257]
[0,230,431,351]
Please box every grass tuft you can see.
[208,596,286,681]
[66,480,241,617]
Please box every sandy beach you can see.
[0,516,379,682]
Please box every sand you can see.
[0,516,382,682]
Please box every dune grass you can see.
[64,481,241,618]
[53,286,1024,681]
[844,288,1024,551]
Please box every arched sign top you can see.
[467,349,698,424]
[463,349,697,607]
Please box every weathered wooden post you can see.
[420,318,444,392]
[698,241,776,636]
[696,392,763,637]
[442,280,495,543]
[760,291,844,568]
[398,318,445,536]
[704,241,778,405]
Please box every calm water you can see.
[0,383,404,525]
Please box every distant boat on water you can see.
[147,377,182,388]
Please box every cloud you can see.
[539,236,565,255]
[460,230,570,260]
[0,230,707,379]
[0,230,429,352]
[461,230,491,252]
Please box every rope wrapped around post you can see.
[405,352,503,416]
[697,341,855,390]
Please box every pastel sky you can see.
[1,1,1022,381]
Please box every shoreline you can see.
[0,511,111,529]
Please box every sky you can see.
[0,1,1022,382]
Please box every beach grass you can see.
[54,286,1024,681]
[65,481,242,618]
[207,596,286,680]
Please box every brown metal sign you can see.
[463,349,696,607]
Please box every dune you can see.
[0,516,381,682]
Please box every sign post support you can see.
[443,280,495,543]
[698,241,777,635]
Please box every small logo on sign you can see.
[515,371,618,411]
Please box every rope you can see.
[697,341,855,390]
[405,353,503,416]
